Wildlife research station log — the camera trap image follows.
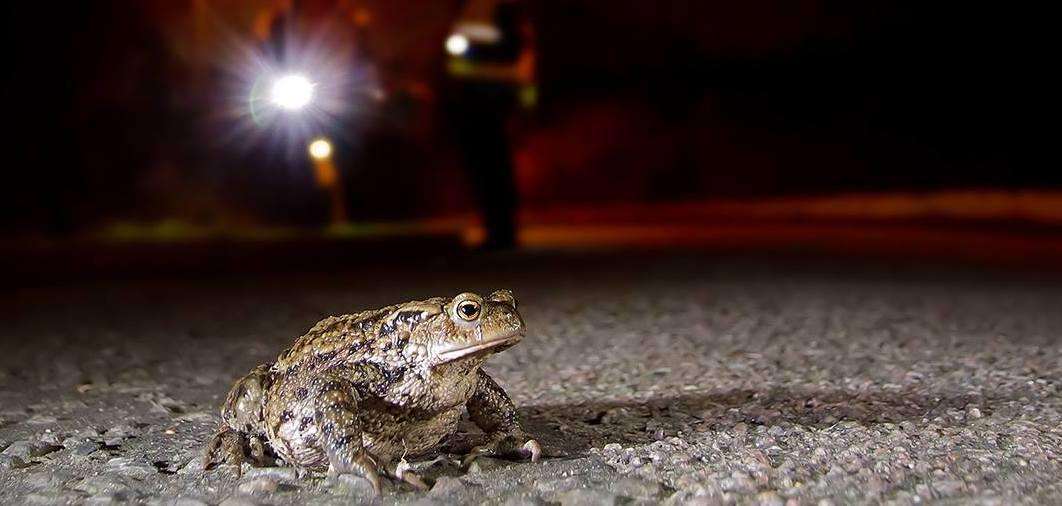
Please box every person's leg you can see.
[461,110,517,249]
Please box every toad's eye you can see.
[457,300,481,321]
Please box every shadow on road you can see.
[513,388,988,458]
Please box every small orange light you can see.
[308,138,332,160]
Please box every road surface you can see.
[2,252,1061,504]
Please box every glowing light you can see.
[270,74,314,110]
[445,34,470,56]
[308,138,333,160]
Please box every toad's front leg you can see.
[463,369,541,466]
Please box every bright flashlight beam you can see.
[445,34,470,56]
[271,74,314,110]
[308,138,333,160]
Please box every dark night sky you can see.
[0,1,1055,232]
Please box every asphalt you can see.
[2,252,1061,505]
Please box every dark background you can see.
[0,1,1056,258]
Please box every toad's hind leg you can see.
[311,376,383,494]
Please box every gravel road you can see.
[2,252,1061,504]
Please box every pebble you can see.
[238,477,279,494]
[468,456,510,473]
[106,457,158,479]
[555,488,616,506]
[933,479,964,496]
[24,470,74,490]
[0,454,30,469]
[71,474,137,498]
[243,466,298,481]
[177,457,207,475]
[25,414,59,425]
[502,494,553,506]
[1,440,61,459]
[23,492,86,504]
[336,474,379,497]
[39,431,65,446]
[74,441,101,456]
[218,497,260,506]
[755,491,786,506]
[85,494,124,505]
[430,476,468,496]
[103,423,142,446]
[611,476,662,499]
[171,498,211,506]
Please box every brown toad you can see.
[204,290,539,492]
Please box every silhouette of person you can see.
[443,0,535,250]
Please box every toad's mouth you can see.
[435,331,524,363]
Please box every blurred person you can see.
[254,0,294,66]
[443,0,536,250]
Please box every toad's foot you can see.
[327,448,383,494]
[392,459,431,491]
[461,431,541,467]
[203,428,270,477]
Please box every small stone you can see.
[0,454,30,469]
[755,491,785,506]
[502,495,552,506]
[2,440,61,459]
[177,457,206,475]
[106,457,158,479]
[218,498,260,506]
[243,466,298,481]
[74,441,101,456]
[966,406,983,419]
[468,456,509,474]
[104,423,142,442]
[23,492,86,504]
[336,474,380,497]
[933,479,964,496]
[85,495,123,505]
[25,414,58,425]
[611,477,661,500]
[176,411,216,423]
[430,476,467,496]
[72,474,137,498]
[39,431,65,446]
[24,470,74,490]
[556,488,615,506]
[239,477,279,494]
[172,498,211,506]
